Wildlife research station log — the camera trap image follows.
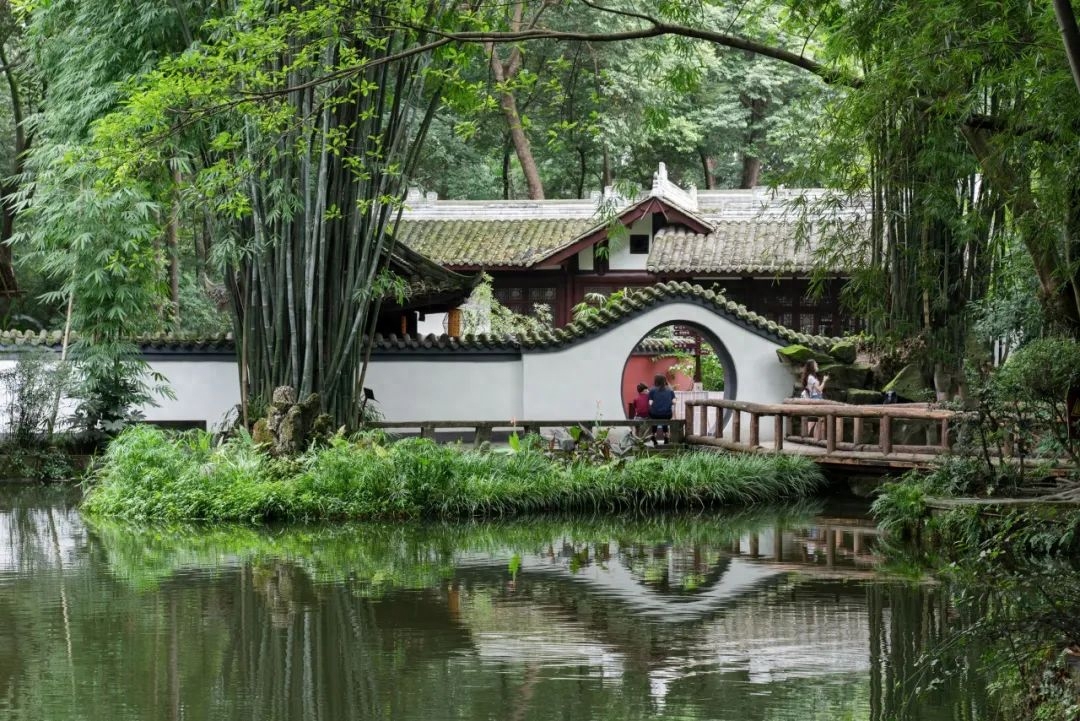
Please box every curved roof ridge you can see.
[373,282,837,353]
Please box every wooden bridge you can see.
[370,399,1075,475]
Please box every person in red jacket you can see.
[631,382,650,436]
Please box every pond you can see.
[0,486,988,721]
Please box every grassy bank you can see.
[82,426,825,522]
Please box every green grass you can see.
[82,425,827,523]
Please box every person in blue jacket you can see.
[648,373,676,445]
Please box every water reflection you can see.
[0,488,986,721]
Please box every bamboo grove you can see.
[218,4,447,425]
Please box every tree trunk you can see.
[166,166,182,323]
[739,95,767,189]
[490,53,544,199]
[0,41,25,296]
[486,2,544,200]
[698,148,716,189]
[501,134,512,200]
[1054,0,1080,96]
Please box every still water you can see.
[0,486,986,721]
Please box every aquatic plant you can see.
[82,426,826,522]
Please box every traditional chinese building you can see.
[396,164,863,337]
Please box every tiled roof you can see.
[394,218,595,267]
[0,283,838,357]
[373,281,838,353]
[396,187,863,273]
[0,330,235,354]
[648,223,819,274]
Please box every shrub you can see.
[83,427,826,522]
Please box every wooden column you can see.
[686,404,695,437]
[749,414,760,448]
[774,415,784,451]
[697,405,707,438]
[669,421,685,445]
[420,424,435,440]
[852,417,863,446]
[940,418,951,451]
[880,415,893,454]
[446,307,462,337]
[731,411,741,443]
[826,413,836,453]
[835,416,845,445]
[713,409,724,439]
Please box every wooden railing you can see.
[682,398,955,457]
[367,419,686,447]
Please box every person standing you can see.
[802,360,829,399]
[649,373,676,445]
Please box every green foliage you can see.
[671,347,726,391]
[870,475,929,539]
[0,349,72,444]
[82,425,825,522]
[462,275,552,336]
[572,288,635,323]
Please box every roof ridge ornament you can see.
[650,162,698,212]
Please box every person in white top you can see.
[801,360,829,399]
[801,360,830,440]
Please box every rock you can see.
[254,385,330,456]
[776,344,833,367]
[272,386,296,408]
[252,418,273,447]
[820,363,874,390]
[280,405,306,454]
[311,413,334,440]
[829,340,857,364]
[845,388,885,405]
[883,364,932,402]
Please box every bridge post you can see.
[774,415,784,451]
[685,403,695,437]
[940,418,951,451]
[748,414,760,448]
[826,413,836,453]
[698,405,707,439]
[731,410,741,443]
[880,415,892,454]
[670,421,685,445]
[852,417,863,447]
[420,424,435,440]
[474,424,492,449]
[835,416,845,445]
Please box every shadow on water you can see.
[0,486,989,721]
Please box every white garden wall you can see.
[3,297,799,438]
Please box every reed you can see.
[83,426,826,523]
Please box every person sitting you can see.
[631,382,651,437]
[648,374,676,445]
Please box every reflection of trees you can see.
[0,492,987,721]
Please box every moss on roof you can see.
[395,218,595,267]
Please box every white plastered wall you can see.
[140,360,241,429]
[607,216,651,271]
[0,301,793,433]
[363,355,524,421]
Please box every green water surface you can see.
[0,487,986,720]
